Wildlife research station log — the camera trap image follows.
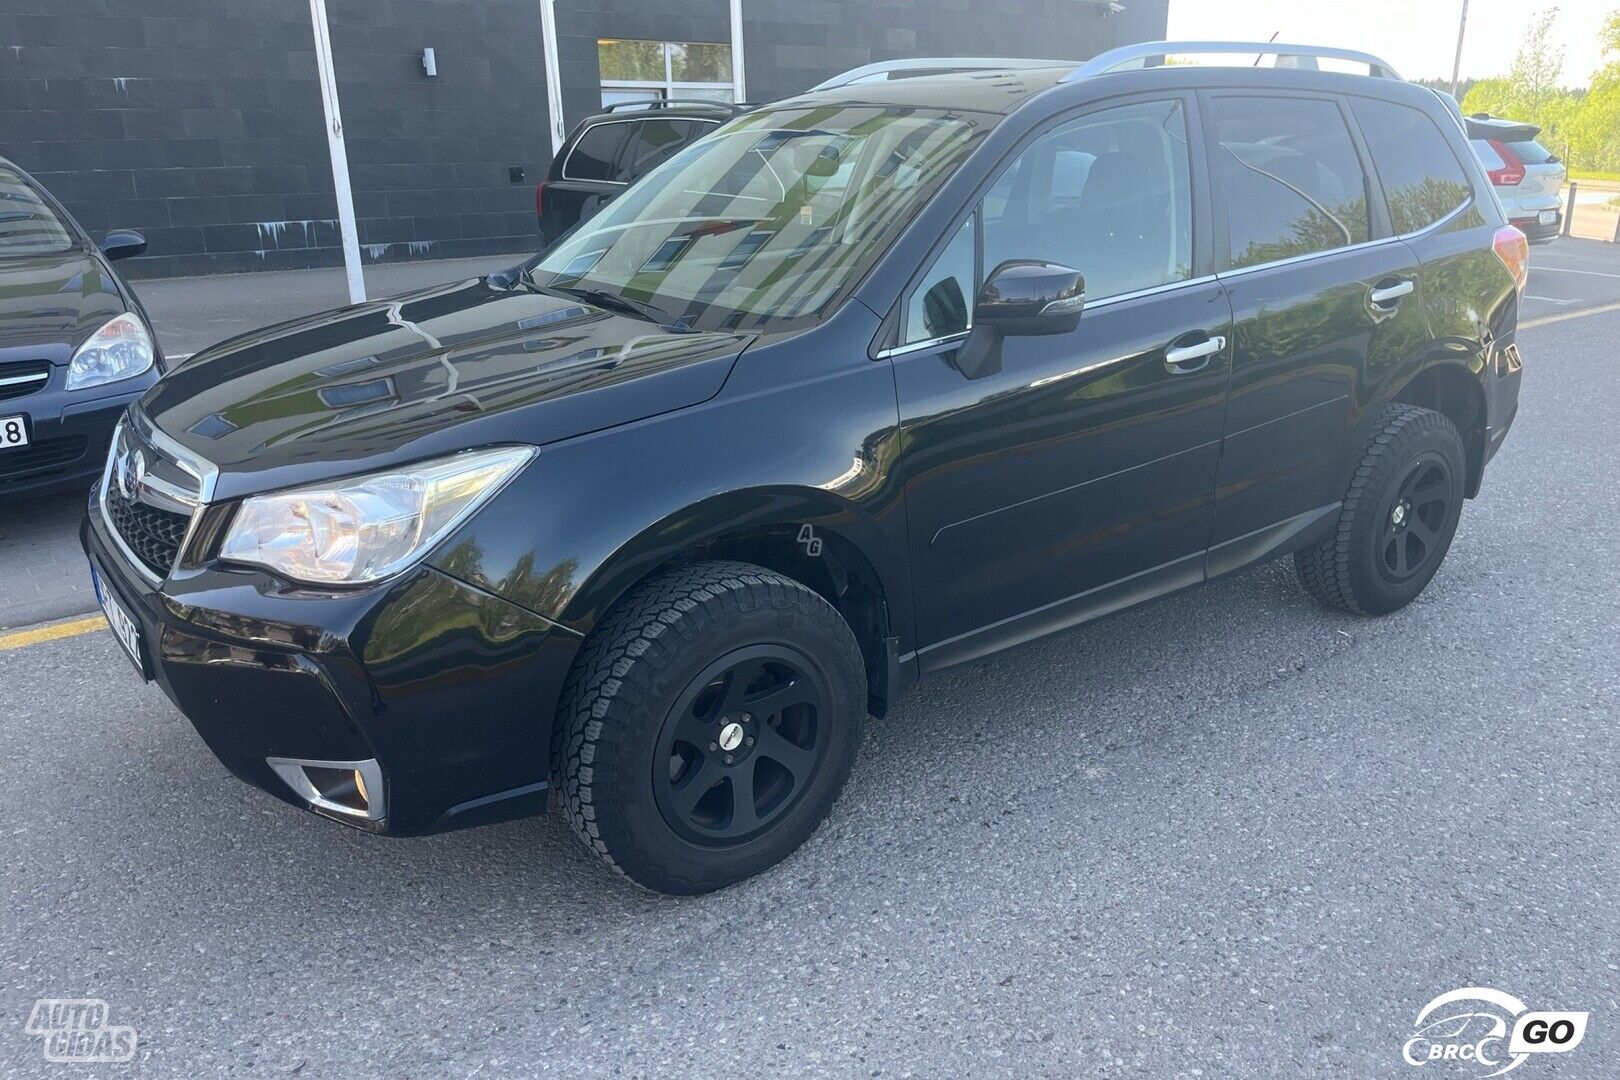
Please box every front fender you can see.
[427,300,914,648]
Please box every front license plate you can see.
[0,414,29,450]
[91,561,148,680]
[1539,209,1557,225]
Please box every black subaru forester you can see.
[84,43,1525,894]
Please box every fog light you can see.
[267,757,386,821]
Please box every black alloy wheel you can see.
[653,645,831,846]
[1379,454,1453,583]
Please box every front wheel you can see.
[556,561,866,894]
[1295,404,1466,616]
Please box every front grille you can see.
[105,481,190,576]
[0,361,50,402]
[0,435,89,482]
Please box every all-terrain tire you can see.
[1295,404,1467,616]
[556,560,866,894]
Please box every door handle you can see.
[1164,334,1225,374]
[1369,279,1415,306]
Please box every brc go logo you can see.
[24,998,137,1064]
[1402,987,1587,1076]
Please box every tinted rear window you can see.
[1351,98,1473,234]
[563,123,630,182]
[0,167,75,256]
[1212,95,1370,269]
[1506,139,1556,164]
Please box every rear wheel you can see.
[557,561,866,894]
[1295,404,1466,616]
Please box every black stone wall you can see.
[0,0,1166,278]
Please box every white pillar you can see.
[307,0,365,304]
[729,0,747,103]
[540,0,566,154]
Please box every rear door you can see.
[1202,91,1429,571]
[1353,95,1519,475]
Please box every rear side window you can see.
[563,123,630,182]
[1351,98,1473,234]
[1211,96,1370,269]
[620,119,708,178]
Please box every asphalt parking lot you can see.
[2,240,1618,1076]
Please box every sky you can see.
[1167,0,1614,87]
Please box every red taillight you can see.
[1485,139,1525,186]
[1493,225,1529,294]
[534,181,545,219]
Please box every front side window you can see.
[1351,98,1472,234]
[982,99,1194,302]
[530,106,989,333]
[1212,96,1370,269]
[0,167,75,256]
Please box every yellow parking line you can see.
[1521,300,1620,331]
[0,615,106,651]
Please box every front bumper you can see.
[82,503,582,834]
[0,381,149,500]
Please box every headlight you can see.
[218,446,535,585]
[67,312,155,391]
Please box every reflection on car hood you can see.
[0,248,125,362]
[139,276,754,500]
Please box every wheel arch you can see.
[558,485,911,720]
[1390,359,1488,497]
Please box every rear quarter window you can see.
[563,123,631,182]
[1351,98,1474,234]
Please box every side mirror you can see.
[100,230,147,261]
[975,259,1085,335]
[950,260,1085,380]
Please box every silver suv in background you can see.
[1467,114,1566,242]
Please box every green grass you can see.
[1569,169,1620,183]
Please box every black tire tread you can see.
[1295,403,1460,615]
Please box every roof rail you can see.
[600,99,747,114]
[810,57,1060,92]
[1064,41,1403,82]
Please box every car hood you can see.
[0,248,126,363]
[139,276,754,500]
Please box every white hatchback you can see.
[1467,115,1566,243]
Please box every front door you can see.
[890,96,1233,670]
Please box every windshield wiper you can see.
[547,286,694,333]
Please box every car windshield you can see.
[0,166,76,256]
[528,105,990,332]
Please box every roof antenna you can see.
[1254,30,1279,66]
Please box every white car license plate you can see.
[0,414,29,450]
[91,561,147,679]
[1539,210,1557,225]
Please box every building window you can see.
[599,38,734,108]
